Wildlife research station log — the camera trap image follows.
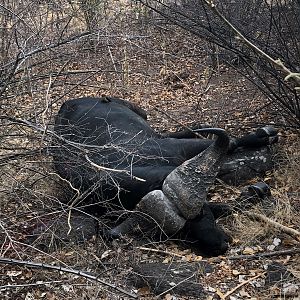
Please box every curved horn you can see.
[109,129,231,238]
[162,128,230,220]
[194,128,230,150]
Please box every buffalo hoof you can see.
[101,215,140,240]
[240,181,271,206]
[255,126,278,145]
[248,182,271,198]
[238,181,275,213]
[256,126,278,137]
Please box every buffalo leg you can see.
[208,181,272,219]
[219,147,275,185]
[105,189,185,239]
[229,126,278,152]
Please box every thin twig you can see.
[204,1,300,87]
[0,280,63,290]
[2,32,91,71]
[244,211,300,242]
[157,272,197,297]
[217,272,265,299]
[227,247,300,260]
[154,107,205,138]
[85,154,146,182]
[0,257,137,298]
[0,149,44,164]
[135,246,185,258]
[48,172,80,196]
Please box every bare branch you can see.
[226,248,300,260]
[0,257,137,298]
[84,154,146,182]
[204,0,300,86]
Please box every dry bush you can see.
[137,0,300,127]
[230,196,295,245]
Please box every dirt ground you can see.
[0,1,299,299]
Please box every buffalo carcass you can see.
[53,96,278,255]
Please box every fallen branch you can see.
[217,272,265,300]
[135,246,186,258]
[227,247,300,260]
[0,149,45,164]
[157,273,196,297]
[244,211,300,242]
[0,257,137,299]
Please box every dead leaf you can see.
[239,288,251,297]
[193,255,203,261]
[216,288,226,300]
[138,286,151,296]
[162,257,171,263]
[7,270,22,277]
[164,293,174,300]
[101,250,112,259]
[185,254,193,262]
[232,269,240,276]
[242,247,255,255]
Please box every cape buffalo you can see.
[53,96,277,255]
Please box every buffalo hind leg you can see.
[104,189,185,240]
[208,182,272,219]
[219,146,275,185]
[229,126,278,152]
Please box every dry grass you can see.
[274,134,300,193]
